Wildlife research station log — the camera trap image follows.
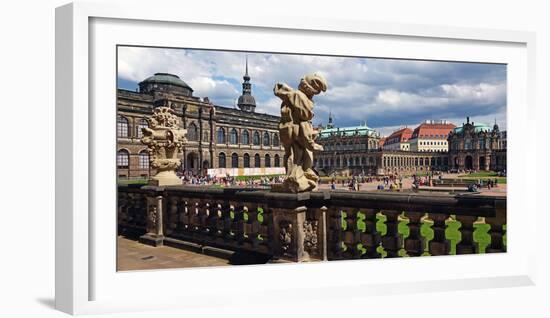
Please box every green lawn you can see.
[458,171,507,184]
[234,174,284,181]
[118,178,149,185]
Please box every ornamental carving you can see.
[274,74,327,193]
[279,220,293,253]
[147,204,157,233]
[141,106,187,186]
[303,220,319,255]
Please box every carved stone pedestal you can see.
[269,191,325,262]
[139,233,164,247]
[139,186,165,247]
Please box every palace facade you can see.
[117,61,285,179]
[314,117,505,176]
[448,117,506,171]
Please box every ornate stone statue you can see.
[141,106,187,186]
[274,73,327,193]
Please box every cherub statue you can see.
[274,73,327,193]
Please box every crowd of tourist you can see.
[178,171,285,188]
[176,169,501,194]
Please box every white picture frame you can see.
[56,1,537,315]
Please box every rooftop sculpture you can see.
[274,73,327,193]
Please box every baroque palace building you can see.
[117,61,285,179]
[314,116,506,176]
[448,117,506,171]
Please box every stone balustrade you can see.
[118,185,506,263]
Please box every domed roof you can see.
[238,94,256,107]
[139,73,193,91]
[453,122,492,134]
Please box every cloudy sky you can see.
[117,46,507,136]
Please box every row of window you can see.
[451,139,490,150]
[215,127,280,147]
[315,156,376,167]
[419,141,447,146]
[117,116,149,139]
[316,156,449,168]
[117,115,282,149]
[117,150,149,169]
[383,156,449,167]
[218,153,281,168]
[413,134,448,139]
[323,142,377,151]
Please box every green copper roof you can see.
[319,125,377,138]
[453,123,492,134]
[139,73,193,90]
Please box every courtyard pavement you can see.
[117,236,230,271]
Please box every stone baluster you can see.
[205,202,219,239]
[232,202,246,244]
[428,213,450,256]
[380,210,401,258]
[260,207,274,253]
[328,209,344,260]
[404,211,425,257]
[163,196,174,236]
[455,215,478,254]
[221,203,233,240]
[342,209,361,259]
[485,207,507,253]
[246,205,261,248]
[197,201,209,236]
[212,202,224,240]
[180,199,191,232]
[360,209,381,259]
[188,199,200,235]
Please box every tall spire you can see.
[326,110,334,129]
[245,55,249,77]
[237,54,256,112]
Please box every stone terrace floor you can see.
[117,236,231,271]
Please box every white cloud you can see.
[117,46,506,129]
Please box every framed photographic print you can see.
[56,1,537,315]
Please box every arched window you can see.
[138,151,149,169]
[203,130,209,142]
[187,123,198,141]
[273,133,280,147]
[117,116,129,138]
[243,153,250,168]
[242,130,250,145]
[218,152,226,168]
[136,119,149,138]
[117,149,129,168]
[231,153,239,168]
[217,127,226,144]
[254,154,261,167]
[274,154,280,167]
[263,132,271,146]
[265,154,271,167]
[253,131,260,145]
[230,128,238,145]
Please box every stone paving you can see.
[117,236,230,271]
